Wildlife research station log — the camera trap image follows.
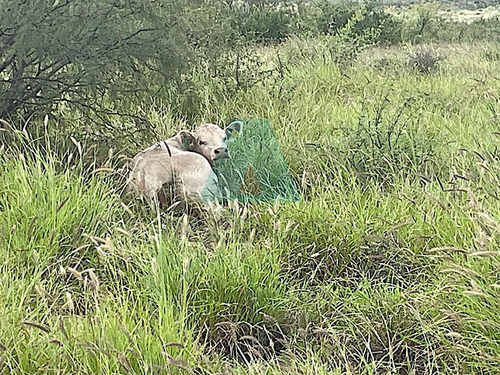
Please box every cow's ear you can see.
[225,120,243,142]
[179,131,196,150]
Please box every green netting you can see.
[214,118,300,203]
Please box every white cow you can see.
[126,121,242,213]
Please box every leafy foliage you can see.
[0,0,238,122]
[327,7,383,67]
[230,2,296,43]
[301,1,403,44]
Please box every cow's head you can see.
[178,121,242,165]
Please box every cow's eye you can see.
[198,140,207,146]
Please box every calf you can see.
[126,121,242,212]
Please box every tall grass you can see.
[2,40,500,374]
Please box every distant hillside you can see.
[320,0,499,11]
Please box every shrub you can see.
[231,3,297,43]
[336,96,437,187]
[407,48,443,74]
[301,1,403,44]
[400,2,441,43]
[328,7,383,68]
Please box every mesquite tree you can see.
[0,0,236,124]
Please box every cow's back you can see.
[127,146,219,208]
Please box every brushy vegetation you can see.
[1,1,500,374]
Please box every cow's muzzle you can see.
[214,147,230,160]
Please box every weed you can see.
[407,48,443,74]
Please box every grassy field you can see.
[1,38,500,374]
